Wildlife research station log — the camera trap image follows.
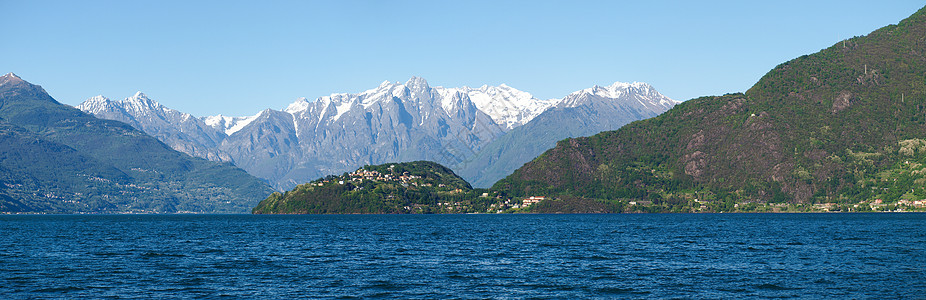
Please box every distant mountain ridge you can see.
[78,92,232,162]
[0,73,274,213]
[455,81,677,187]
[436,83,558,130]
[78,77,677,190]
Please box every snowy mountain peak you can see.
[87,95,111,103]
[438,89,468,114]
[405,76,430,90]
[76,92,200,128]
[573,81,651,99]
[203,111,262,136]
[90,95,112,105]
[114,91,167,115]
[435,83,557,130]
[284,97,311,114]
[583,82,635,98]
[560,81,677,109]
[0,72,27,86]
[122,91,158,106]
[75,95,114,114]
[202,114,228,127]
[209,78,674,137]
[78,77,680,191]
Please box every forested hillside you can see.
[0,73,274,213]
[253,161,497,214]
[494,6,926,211]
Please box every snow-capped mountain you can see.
[278,77,527,136]
[455,81,679,187]
[76,92,231,162]
[559,81,676,112]
[77,77,677,190]
[246,77,505,188]
[202,113,262,136]
[434,84,558,130]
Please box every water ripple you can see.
[0,213,924,298]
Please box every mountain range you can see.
[12,5,923,214]
[494,5,926,210]
[0,73,274,213]
[78,78,677,190]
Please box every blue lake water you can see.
[1,213,925,298]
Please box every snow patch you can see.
[284,97,311,114]
[204,112,261,136]
[333,100,352,121]
[434,84,559,130]
[226,112,261,135]
[560,81,678,110]
[76,95,112,114]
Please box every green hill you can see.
[0,73,275,213]
[252,161,499,214]
[493,6,926,212]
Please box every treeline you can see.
[253,161,493,214]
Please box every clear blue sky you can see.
[2,1,923,117]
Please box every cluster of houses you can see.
[808,198,926,211]
[523,196,545,206]
[310,167,429,187]
[487,196,546,213]
[347,167,422,184]
[871,198,926,209]
[896,199,926,207]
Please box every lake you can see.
[1,213,924,298]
